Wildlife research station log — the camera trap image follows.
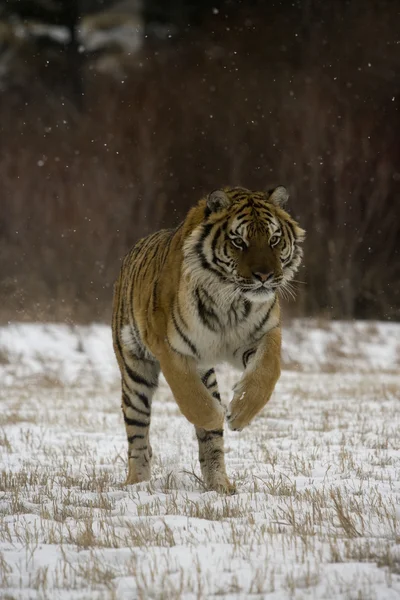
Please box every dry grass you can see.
[0,323,400,598]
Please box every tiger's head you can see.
[184,186,305,303]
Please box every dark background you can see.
[0,0,399,323]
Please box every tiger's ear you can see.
[267,186,289,207]
[207,189,231,212]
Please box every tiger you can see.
[112,186,305,493]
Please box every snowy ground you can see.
[0,320,399,600]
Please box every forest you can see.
[0,0,399,322]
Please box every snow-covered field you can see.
[0,320,399,600]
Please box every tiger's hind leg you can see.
[120,355,160,485]
[195,369,236,494]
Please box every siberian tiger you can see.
[112,186,305,493]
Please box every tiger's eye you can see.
[231,238,246,250]
[270,234,280,247]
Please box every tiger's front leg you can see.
[156,346,225,431]
[227,327,281,432]
[195,369,236,494]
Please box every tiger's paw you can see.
[205,473,236,495]
[125,461,151,485]
[226,393,257,432]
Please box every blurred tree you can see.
[0,1,144,99]
[0,0,84,105]
[142,0,225,31]
[0,0,398,321]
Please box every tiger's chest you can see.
[168,285,277,369]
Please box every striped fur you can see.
[112,186,304,493]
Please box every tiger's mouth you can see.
[236,281,280,296]
[236,277,282,292]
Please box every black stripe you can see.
[167,341,182,355]
[233,212,250,223]
[201,368,214,386]
[123,393,150,416]
[131,453,149,463]
[212,391,221,401]
[228,304,239,326]
[250,296,277,341]
[234,206,252,219]
[151,280,158,313]
[199,285,217,307]
[122,391,134,407]
[193,224,230,284]
[134,230,174,289]
[174,221,184,236]
[176,301,188,330]
[242,349,256,368]
[207,379,217,389]
[123,415,148,427]
[283,219,296,240]
[204,205,212,219]
[215,255,232,268]
[211,223,224,255]
[197,429,224,442]
[128,434,145,443]
[200,222,214,240]
[135,391,150,410]
[163,230,175,254]
[171,312,200,358]
[125,363,156,389]
[230,192,247,202]
[211,221,231,266]
[198,254,229,283]
[140,241,162,281]
[195,288,221,332]
[211,448,224,458]
[289,246,302,265]
[128,405,149,417]
[193,223,213,264]
[115,320,125,365]
[243,299,251,319]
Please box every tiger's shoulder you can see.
[119,200,210,279]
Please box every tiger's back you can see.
[112,227,176,368]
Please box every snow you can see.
[0,320,399,599]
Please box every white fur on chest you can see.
[169,278,278,369]
[190,320,257,367]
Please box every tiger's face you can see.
[186,186,305,303]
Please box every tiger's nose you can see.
[253,271,274,283]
